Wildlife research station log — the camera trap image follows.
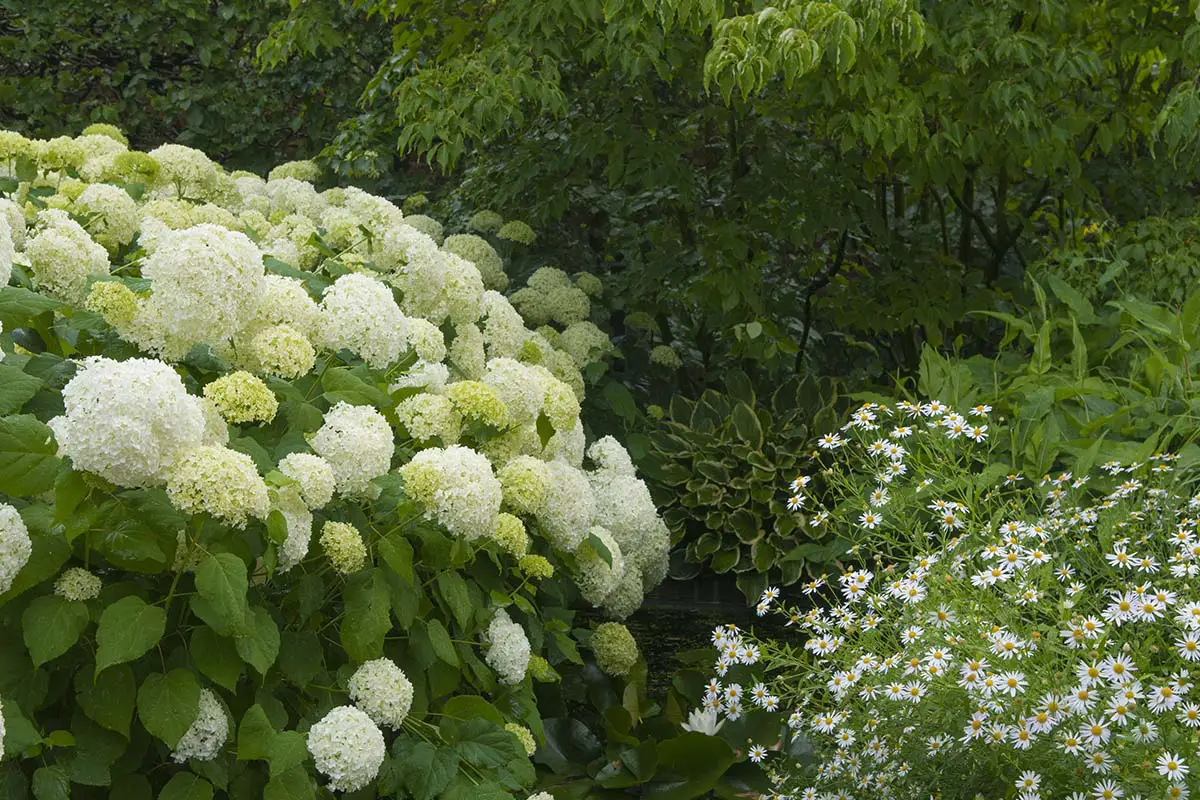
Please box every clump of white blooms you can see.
[0,504,32,595]
[317,273,408,369]
[0,213,15,287]
[54,567,102,601]
[398,446,502,540]
[277,452,336,510]
[171,689,228,763]
[26,208,109,303]
[706,398,1200,800]
[309,403,394,498]
[74,182,139,251]
[0,696,5,759]
[486,608,531,685]
[166,445,270,527]
[49,357,207,487]
[347,658,414,729]
[307,705,386,793]
[591,622,639,677]
[320,521,367,575]
[203,371,278,424]
[443,233,508,291]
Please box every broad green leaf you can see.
[0,364,41,415]
[95,596,166,676]
[157,773,214,800]
[424,618,458,666]
[0,414,61,496]
[601,380,639,422]
[377,535,414,585]
[435,571,473,629]
[234,606,280,674]
[190,628,243,692]
[263,765,316,800]
[23,595,89,667]
[194,553,250,634]
[730,402,763,448]
[76,664,136,738]
[277,630,322,687]
[395,741,458,800]
[1070,314,1088,383]
[31,765,70,800]
[267,731,307,777]
[61,713,126,786]
[440,695,505,726]
[0,286,61,328]
[341,569,391,663]
[237,705,276,761]
[438,775,512,800]
[443,718,525,769]
[137,670,202,748]
[643,732,735,799]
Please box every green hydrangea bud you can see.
[573,271,602,297]
[497,220,536,245]
[81,123,129,146]
[249,324,316,379]
[498,457,550,515]
[527,654,560,683]
[204,371,279,424]
[467,209,503,234]
[85,281,139,327]
[268,160,320,182]
[446,381,510,428]
[649,345,682,369]
[402,192,429,214]
[592,622,639,677]
[518,554,554,580]
[492,513,529,557]
[320,521,367,575]
[504,723,537,756]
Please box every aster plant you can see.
[0,128,672,797]
[700,398,1200,800]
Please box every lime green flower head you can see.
[203,371,279,424]
[85,281,139,328]
[518,554,554,580]
[497,220,536,245]
[492,513,529,557]
[592,622,639,677]
[446,380,509,428]
[81,123,129,146]
[467,209,503,234]
[320,521,367,575]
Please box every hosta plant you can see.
[695,397,1200,799]
[0,127,671,798]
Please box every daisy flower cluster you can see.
[706,399,1200,800]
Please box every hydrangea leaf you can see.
[94,596,166,676]
[23,595,89,668]
[136,669,202,748]
[75,664,136,738]
[0,363,42,415]
[263,765,317,800]
[234,606,280,674]
[157,773,214,800]
[190,627,244,692]
[194,553,250,635]
[0,414,62,496]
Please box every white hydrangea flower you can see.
[166,445,270,528]
[347,658,414,729]
[0,504,32,595]
[398,248,485,326]
[307,705,386,793]
[26,208,109,304]
[277,452,336,510]
[0,696,6,759]
[138,223,265,351]
[448,323,487,380]
[309,402,394,498]
[248,275,321,339]
[0,213,13,288]
[171,689,228,763]
[406,318,447,363]
[274,486,313,573]
[480,291,529,360]
[390,361,450,394]
[48,356,207,487]
[341,186,405,241]
[395,393,461,443]
[265,177,326,221]
[377,221,440,272]
[485,609,531,686]
[74,183,139,250]
[54,567,102,601]
[317,273,408,369]
[591,470,670,592]
[483,358,544,426]
[147,143,225,201]
[587,436,637,477]
[398,446,502,540]
[534,461,596,552]
[544,420,586,466]
[575,525,627,607]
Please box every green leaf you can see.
[320,366,390,407]
[424,618,459,666]
[436,571,473,629]
[23,594,90,667]
[0,286,61,329]
[0,414,62,496]
[267,731,307,777]
[76,664,136,738]
[395,741,458,800]
[95,596,166,676]
[643,732,735,799]
[61,713,126,786]
[93,521,169,572]
[237,705,276,761]
[444,718,525,769]
[1031,320,1052,375]
[263,766,316,800]
[440,695,505,726]
[137,670,202,748]
[190,628,243,692]
[730,402,763,448]
[277,630,322,687]
[234,606,280,675]
[31,765,70,800]
[341,569,391,663]
[601,381,639,422]
[157,773,214,800]
[1070,314,1088,383]
[194,553,250,635]
[378,535,414,584]
[438,776,512,800]
[0,364,42,415]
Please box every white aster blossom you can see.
[317,273,408,369]
[48,357,207,487]
[309,402,394,498]
[277,452,336,510]
[398,446,502,539]
[347,658,414,729]
[171,688,228,763]
[0,504,32,595]
[486,609,531,685]
[307,705,386,793]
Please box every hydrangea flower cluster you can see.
[486,609,532,685]
[171,689,229,763]
[703,399,1200,800]
[307,705,386,793]
[347,658,414,729]
[0,503,32,595]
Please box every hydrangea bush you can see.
[699,399,1200,799]
[0,127,671,798]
